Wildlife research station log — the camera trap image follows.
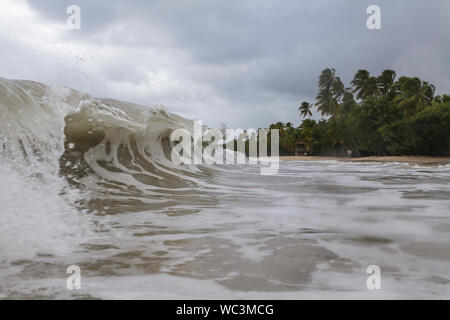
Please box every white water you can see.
[1,78,450,299]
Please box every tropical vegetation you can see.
[266,68,450,156]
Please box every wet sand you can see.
[278,156,450,166]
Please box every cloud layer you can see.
[2,0,450,127]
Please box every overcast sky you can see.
[1,0,449,128]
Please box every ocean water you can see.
[1,78,450,299]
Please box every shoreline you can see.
[277,156,450,165]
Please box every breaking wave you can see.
[2,78,450,299]
[0,77,217,260]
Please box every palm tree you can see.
[377,69,397,95]
[350,69,381,99]
[269,122,285,137]
[434,94,450,104]
[315,68,343,117]
[299,101,313,119]
[318,68,336,90]
[395,76,435,115]
[315,88,337,116]
[362,76,379,98]
[350,69,370,99]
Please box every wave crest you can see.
[0,77,211,215]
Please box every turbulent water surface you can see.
[1,78,450,299]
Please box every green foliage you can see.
[299,101,312,119]
[265,68,450,156]
[268,122,302,155]
[299,119,334,155]
[408,103,450,155]
[395,77,435,115]
[315,68,345,117]
[353,96,402,155]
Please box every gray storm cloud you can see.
[2,0,449,128]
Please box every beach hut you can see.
[294,141,307,156]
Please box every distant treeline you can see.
[267,68,450,156]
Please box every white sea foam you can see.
[1,77,449,299]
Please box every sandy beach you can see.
[278,156,450,165]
